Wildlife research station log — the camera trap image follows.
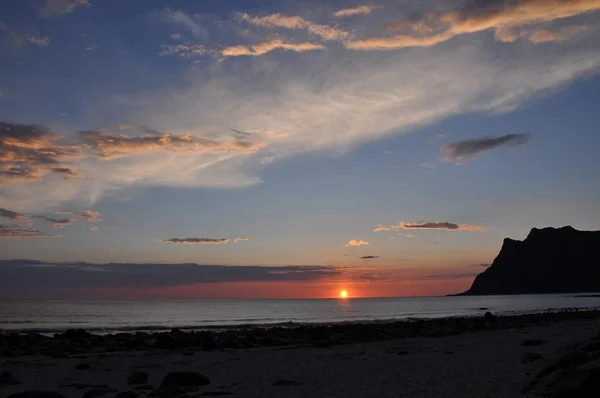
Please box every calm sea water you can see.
[1,294,599,333]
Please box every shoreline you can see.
[1,308,599,397]
[2,306,600,335]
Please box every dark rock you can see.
[181,352,195,356]
[522,339,547,347]
[0,371,20,386]
[115,391,140,398]
[202,392,233,396]
[155,334,180,350]
[47,351,69,359]
[7,392,67,398]
[198,331,221,351]
[82,387,118,397]
[161,372,210,387]
[458,226,600,295]
[578,339,600,353]
[272,380,304,386]
[147,386,186,398]
[128,371,149,385]
[58,329,92,340]
[133,385,154,391]
[58,383,108,389]
[484,311,497,325]
[75,362,90,370]
[522,352,543,363]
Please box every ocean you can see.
[1,294,599,333]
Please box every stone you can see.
[155,334,180,349]
[82,387,119,397]
[133,384,154,391]
[272,380,305,386]
[148,386,186,398]
[128,371,149,385]
[7,392,67,398]
[161,372,210,387]
[521,338,547,347]
[75,362,90,370]
[202,393,233,396]
[522,352,543,363]
[484,311,497,325]
[0,371,20,386]
[115,392,140,398]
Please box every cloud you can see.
[334,5,382,17]
[238,13,349,41]
[343,239,369,247]
[37,0,90,18]
[159,43,208,57]
[0,208,28,223]
[0,260,342,294]
[234,237,249,243]
[164,9,206,38]
[0,225,63,239]
[222,39,325,56]
[0,122,81,185]
[159,238,229,245]
[374,221,484,232]
[346,0,599,50]
[442,133,530,162]
[398,233,416,238]
[56,210,101,222]
[428,133,447,142]
[527,25,590,44]
[419,162,436,168]
[49,168,83,181]
[359,255,380,259]
[89,226,98,231]
[0,22,51,47]
[79,129,266,159]
[33,215,74,228]
[84,44,97,51]
[170,33,183,40]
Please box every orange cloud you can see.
[159,42,207,57]
[89,226,98,231]
[344,239,370,247]
[0,224,63,239]
[37,0,91,18]
[238,13,349,41]
[526,25,590,43]
[159,238,230,244]
[334,5,382,17]
[33,215,74,228]
[234,237,249,243]
[222,39,325,57]
[374,221,485,232]
[79,130,266,158]
[346,0,599,50]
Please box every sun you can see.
[340,290,348,298]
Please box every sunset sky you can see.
[1,0,599,298]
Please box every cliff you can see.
[458,226,600,295]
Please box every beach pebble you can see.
[0,371,20,386]
[521,338,547,346]
[521,352,543,363]
[128,371,149,385]
[272,379,305,386]
[161,371,210,387]
[115,391,140,398]
[82,387,119,397]
[7,392,67,398]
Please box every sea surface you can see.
[1,294,599,333]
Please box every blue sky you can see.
[1,0,599,297]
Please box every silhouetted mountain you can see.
[458,226,600,295]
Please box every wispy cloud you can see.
[442,133,530,163]
[0,225,63,239]
[0,21,51,47]
[374,221,484,232]
[359,255,380,259]
[419,162,436,168]
[527,25,590,44]
[159,43,208,57]
[234,237,249,243]
[428,133,447,142]
[37,0,91,18]
[159,238,230,245]
[238,13,349,41]
[398,233,416,238]
[33,215,74,228]
[346,0,599,50]
[343,239,369,247]
[89,226,98,231]
[84,44,97,51]
[0,208,28,223]
[56,210,101,222]
[334,5,381,17]
[222,40,325,57]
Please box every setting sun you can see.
[340,290,348,298]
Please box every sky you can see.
[0,0,599,299]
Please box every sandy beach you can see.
[1,311,599,398]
